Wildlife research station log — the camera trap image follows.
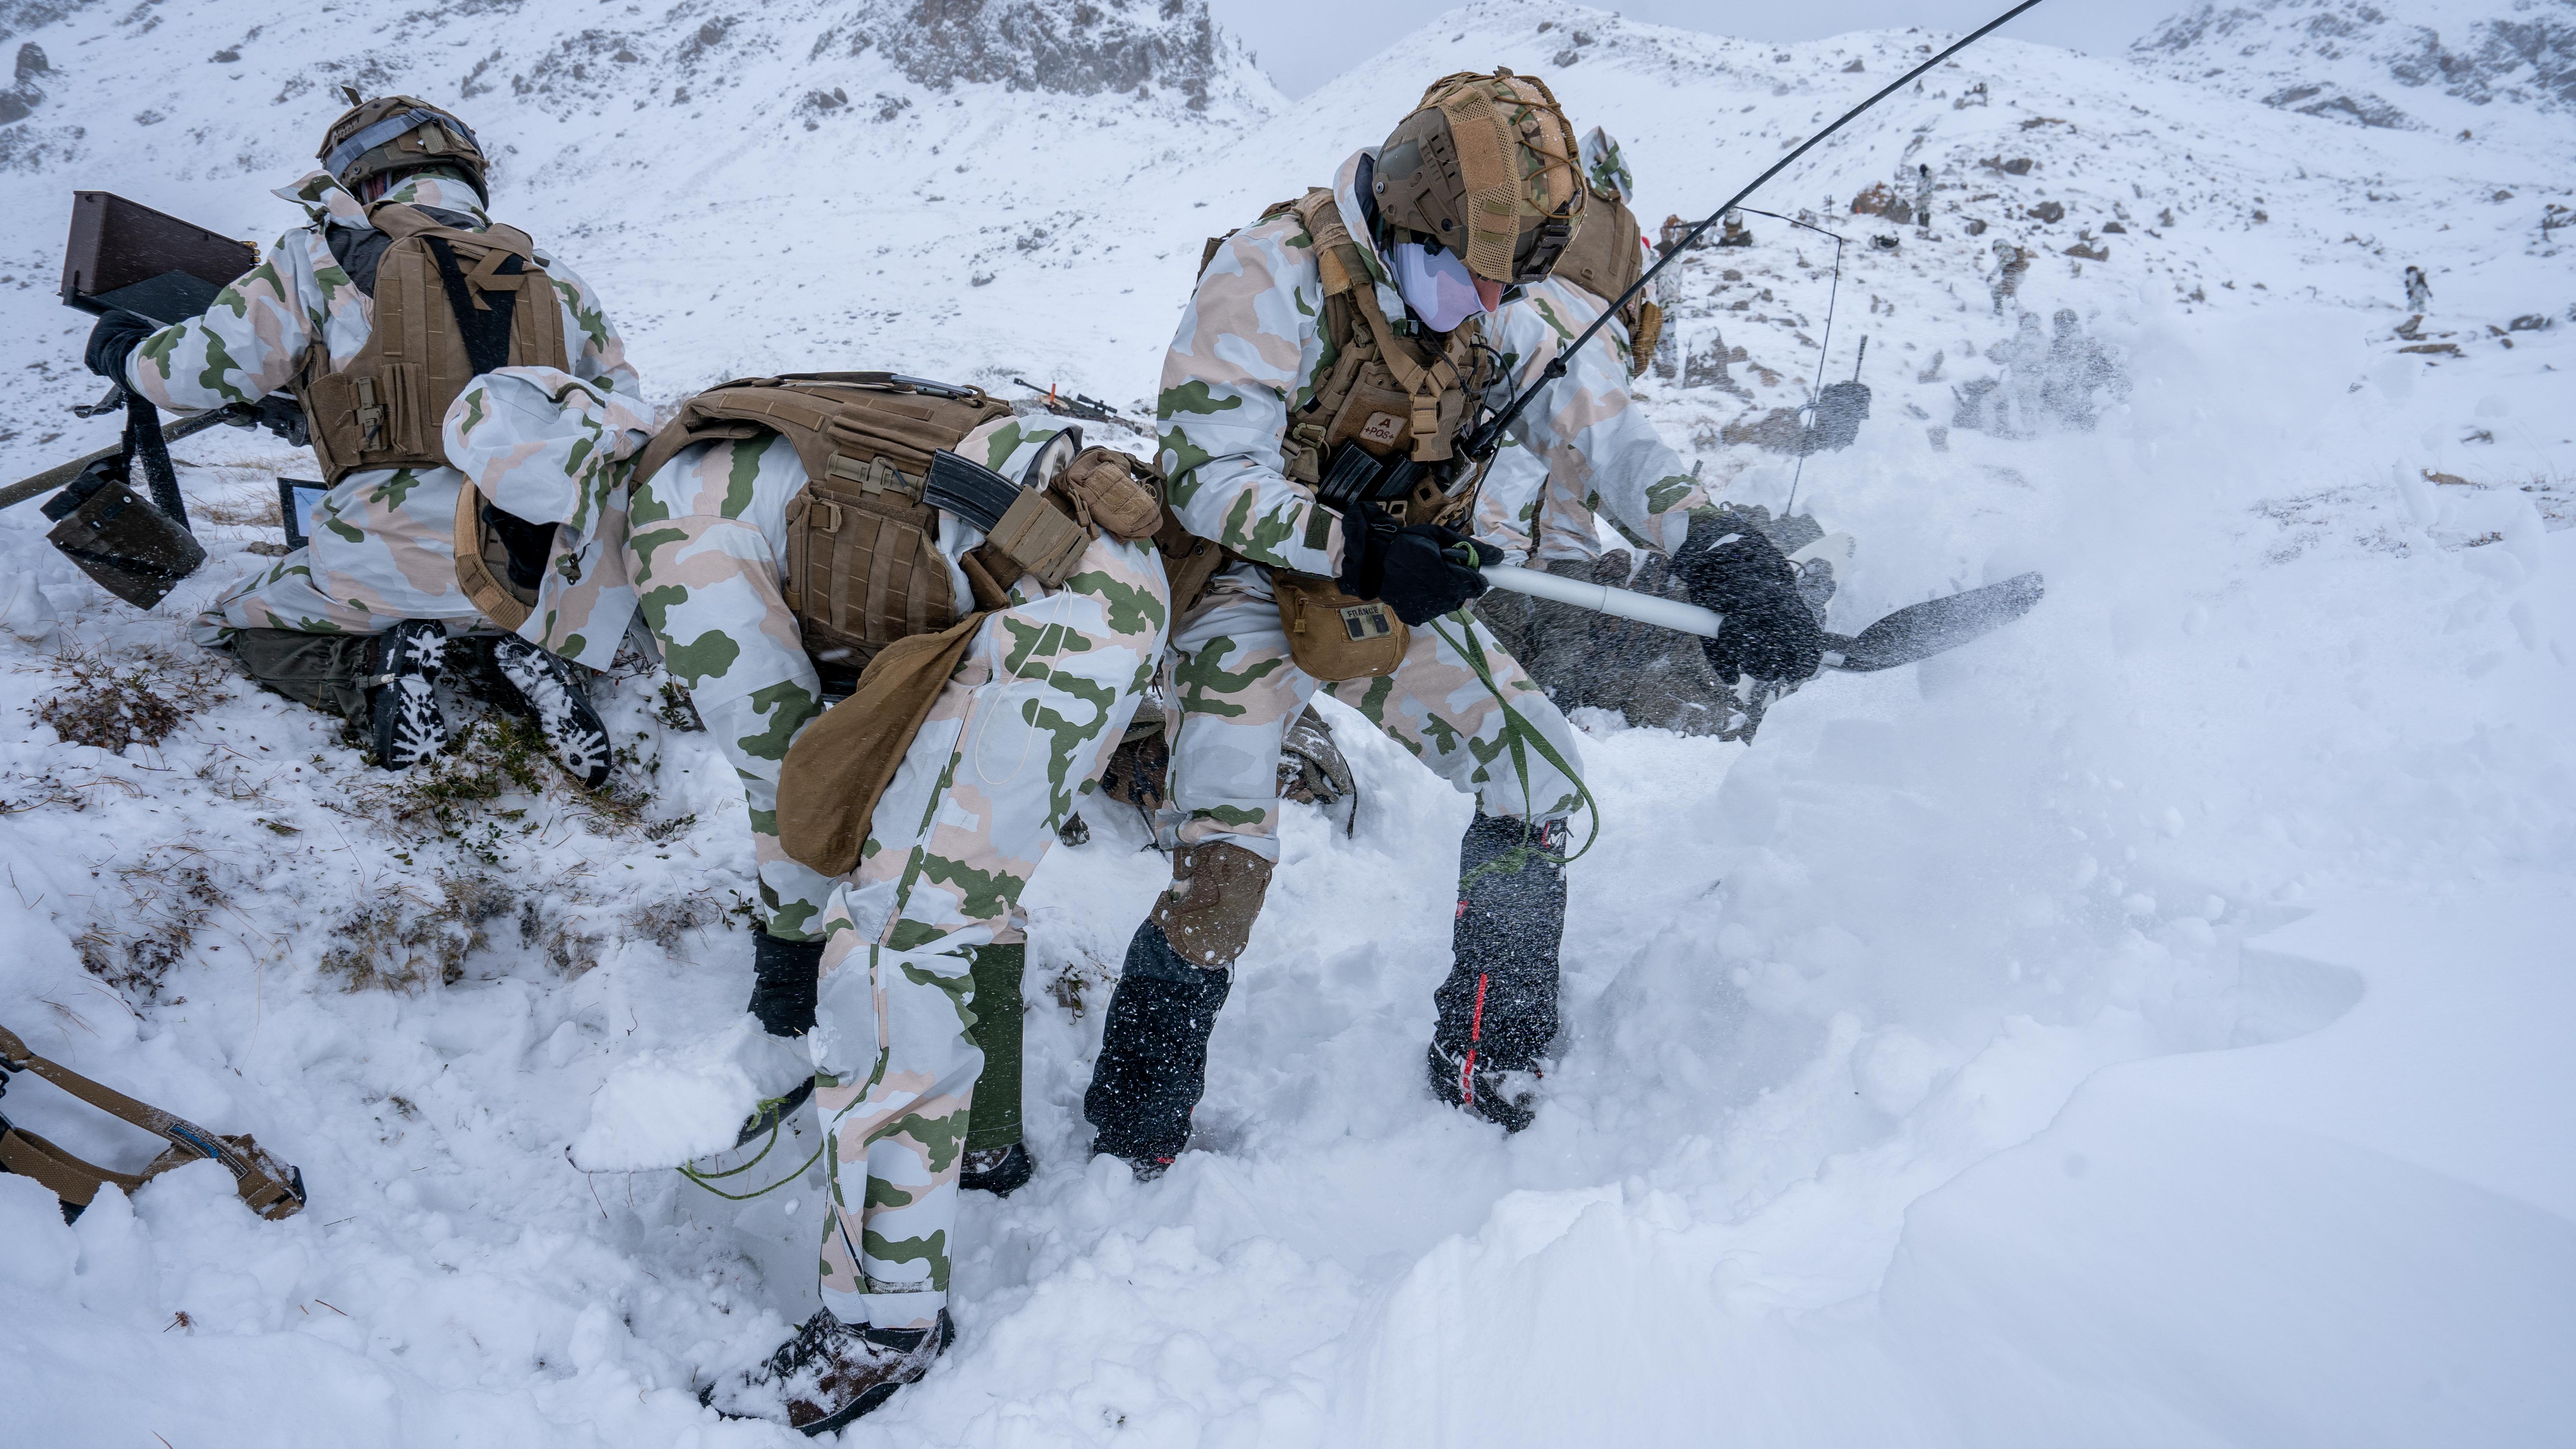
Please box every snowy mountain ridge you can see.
[2137,0,2576,132]
[0,2,2570,1446]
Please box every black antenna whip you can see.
[1467,0,2048,456]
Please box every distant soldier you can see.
[451,369,1170,1432]
[1082,70,1822,1164]
[81,93,633,783]
[1990,238,2031,314]
[2403,264,2432,313]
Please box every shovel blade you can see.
[1824,572,2044,672]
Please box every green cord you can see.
[676,1089,827,1202]
[1430,612,1601,891]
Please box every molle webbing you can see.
[1275,191,1491,529]
[626,374,1014,673]
[295,202,566,487]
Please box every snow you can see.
[2,0,2573,1443]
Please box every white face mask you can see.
[1390,241,1485,332]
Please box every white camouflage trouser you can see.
[811,535,1168,1330]
[1165,567,1586,869]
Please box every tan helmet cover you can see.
[1372,68,1586,285]
[318,94,489,198]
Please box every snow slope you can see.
[2,1,2573,1444]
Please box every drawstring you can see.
[1428,613,1598,891]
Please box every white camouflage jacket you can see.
[1158,149,1704,583]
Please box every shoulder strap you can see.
[1293,190,1466,463]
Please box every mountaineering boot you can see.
[1082,922,1232,1179]
[706,1308,954,1435]
[1428,814,1570,1133]
[960,1142,1034,1196]
[491,634,614,788]
[367,619,449,770]
[736,933,823,1144]
[960,942,1031,1195]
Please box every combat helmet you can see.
[1371,68,1585,286]
[317,91,488,200]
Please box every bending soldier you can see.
[1083,71,1824,1163]
[81,93,635,783]
[451,370,1170,1433]
[1472,130,1854,738]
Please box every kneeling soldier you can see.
[1084,71,1823,1159]
[451,369,1170,1431]
[85,92,637,783]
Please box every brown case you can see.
[60,190,257,325]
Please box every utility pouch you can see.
[43,460,205,611]
[1153,507,1226,621]
[1274,573,1407,681]
[1055,447,1164,541]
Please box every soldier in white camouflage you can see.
[84,94,637,784]
[1471,127,1744,735]
[1083,74,1825,1157]
[1476,128,1870,739]
[452,377,1167,1432]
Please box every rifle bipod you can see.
[0,1021,305,1224]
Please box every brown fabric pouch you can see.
[1274,574,1408,681]
[1153,506,1227,621]
[1056,448,1163,541]
[1151,841,1277,969]
[777,610,988,877]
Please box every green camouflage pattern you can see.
[1159,149,1702,581]
[1474,266,1695,565]
[135,169,637,658]
[1161,570,1583,878]
[808,429,1168,1328]
[444,366,657,665]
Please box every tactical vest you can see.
[1548,193,1663,378]
[1243,190,1495,530]
[295,200,570,629]
[295,202,567,483]
[627,374,1158,685]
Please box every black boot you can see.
[366,619,449,770]
[1428,814,1569,1132]
[736,933,822,1145]
[749,933,823,1038]
[1083,922,1231,1178]
[491,634,613,788]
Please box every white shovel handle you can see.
[1479,564,1724,640]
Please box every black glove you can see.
[1340,514,1500,627]
[1674,519,1823,683]
[84,309,158,383]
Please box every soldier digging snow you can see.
[80,93,635,784]
[1082,70,1824,1161]
[1475,126,1738,732]
[450,368,1171,1432]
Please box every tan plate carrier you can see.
[288,199,571,632]
[624,373,1167,876]
[0,1021,305,1221]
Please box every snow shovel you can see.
[1479,565,2045,674]
[0,1021,306,1224]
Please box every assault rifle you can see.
[1317,0,2050,522]
[0,191,307,517]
